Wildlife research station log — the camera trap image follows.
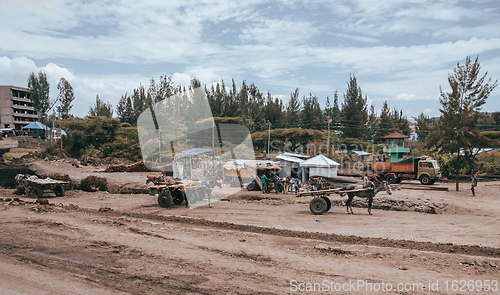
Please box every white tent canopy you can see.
[299,154,339,181]
[299,154,340,167]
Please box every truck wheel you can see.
[321,196,332,212]
[158,191,173,208]
[54,185,65,197]
[310,197,327,215]
[420,175,431,185]
[385,174,396,184]
[31,186,43,198]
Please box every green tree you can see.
[392,108,411,136]
[116,93,134,124]
[427,56,498,191]
[56,78,75,119]
[374,100,395,142]
[263,92,284,126]
[366,104,377,141]
[27,71,50,122]
[300,93,323,130]
[414,112,432,142]
[286,88,301,127]
[88,95,114,118]
[340,75,368,138]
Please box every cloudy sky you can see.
[1,0,499,119]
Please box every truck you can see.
[370,156,441,185]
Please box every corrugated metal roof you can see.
[383,132,409,139]
[22,122,48,130]
[276,154,305,163]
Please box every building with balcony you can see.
[382,132,410,163]
[0,85,39,132]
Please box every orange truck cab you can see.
[371,156,441,185]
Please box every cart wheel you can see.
[321,196,332,212]
[197,189,206,202]
[54,185,65,197]
[247,182,256,191]
[24,185,31,196]
[31,186,43,198]
[310,197,327,215]
[158,191,173,208]
[172,190,184,205]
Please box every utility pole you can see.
[267,121,271,160]
[158,130,161,164]
[327,117,332,157]
[59,107,62,150]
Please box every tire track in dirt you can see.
[65,204,500,259]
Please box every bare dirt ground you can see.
[0,158,499,294]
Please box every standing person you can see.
[273,174,279,193]
[287,176,294,194]
[471,170,478,197]
[294,177,301,196]
[261,174,268,194]
[363,174,369,187]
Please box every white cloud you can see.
[239,18,319,45]
[395,93,417,101]
[1,0,499,119]
[0,57,38,85]
[0,56,149,116]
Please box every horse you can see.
[342,181,392,215]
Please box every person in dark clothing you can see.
[471,170,478,197]
[274,174,280,194]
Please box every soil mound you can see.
[103,160,151,173]
[78,176,108,192]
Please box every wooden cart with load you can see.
[15,174,70,198]
[148,180,213,208]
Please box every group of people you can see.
[261,173,301,195]
[261,173,279,194]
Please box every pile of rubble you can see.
[329,196,443,214]
[103,160,151,173]
[78,176,108,192]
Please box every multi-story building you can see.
[0,85,39,132]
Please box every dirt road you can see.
[0,176,499,294]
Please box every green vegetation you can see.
[427,56,498,190]
[38,56,499,174]
[60,117,141,161]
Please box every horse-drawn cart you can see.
[300,181,392,215]
[15,175,69,198]
[300,188,372,215]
